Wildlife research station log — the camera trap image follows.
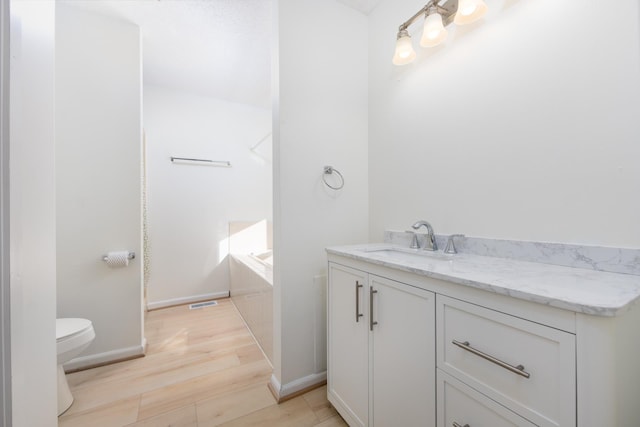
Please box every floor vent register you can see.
[189,300,219,309]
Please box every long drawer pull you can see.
[452,423,470,427]
[355,281,364,322]
[370,287,378,331]
[452,340,531,379]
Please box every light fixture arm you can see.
[398,3,431,32]
[397,0,459,34]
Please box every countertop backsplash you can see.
[384,230,640,277]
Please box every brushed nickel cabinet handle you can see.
[452,422,470,427]
[452,340,531,379]
[369,287,378,331]
[355,281,363,322]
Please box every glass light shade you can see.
[454,0,488,25]
[392,34,416,66]
[420,12,447,47]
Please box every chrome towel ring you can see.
[323,166,344,190]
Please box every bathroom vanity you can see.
[326,242,640,427]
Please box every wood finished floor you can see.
[59,299,346,427]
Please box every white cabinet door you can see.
[369,275,436,427]
[328,263,369,427]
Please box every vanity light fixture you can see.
[420,5,447,48]
[392,29,417,66]
[454,0,488,25]
[393,0,488,65]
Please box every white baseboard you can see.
[64,338,147,372]
[270,371,327,401]
[147,291,230,310]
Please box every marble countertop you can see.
[326,244,640,317]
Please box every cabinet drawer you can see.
[437,295,575,427]
[437,369,536,427]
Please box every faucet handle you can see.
[406,230,420,249]
[444,234,465,254]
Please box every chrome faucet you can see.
[411,220,437,251]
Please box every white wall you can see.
[144,85,272,308]
[273,0,369,391]
[0,0,10,423]
[56,4,144,367]
[369,0,640,248]
[9,1,57,425]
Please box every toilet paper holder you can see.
[102,251,136,262]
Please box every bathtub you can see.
[251,250,273,269]
[229,251,273,364]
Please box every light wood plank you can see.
[314,415,349,427]
[58,395,140,427]
[137,359,272,420]
[196,384,276,426]
[125,404,197,427]
[65,353,241,416]
[68,336,255,390]
[303,385,339,422]
[215,395,319,427]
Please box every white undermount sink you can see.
[360,246,453,262]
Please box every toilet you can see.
[56,318,95,416]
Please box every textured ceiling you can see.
[59,0,381,109]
